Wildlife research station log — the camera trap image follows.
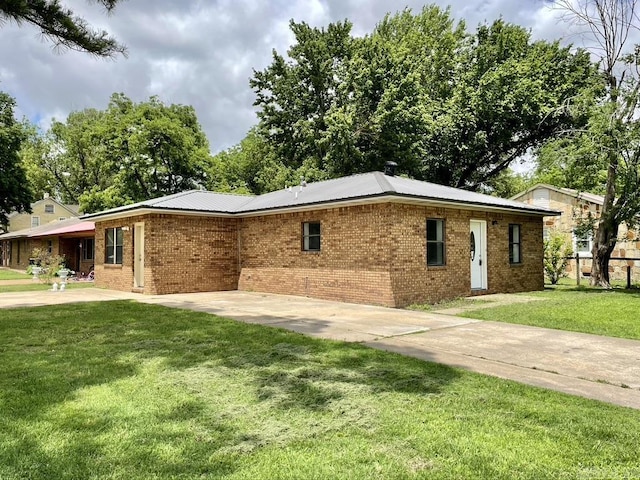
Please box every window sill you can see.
[104,263,123,269]
[509,263,524,267]
[427,264,447,269]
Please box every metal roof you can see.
[511,183,605,205]
[235,172,557,215]
[83,172,558,221]
[82,190,254,219]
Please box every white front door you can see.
[470,220,487,290]
[134,222,145,288]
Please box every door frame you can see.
[134,222,145,288]
[470,219,488,290]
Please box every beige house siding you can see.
[514,185,640,282]
[7,198,79,232]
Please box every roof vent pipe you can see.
[384,161,398,176]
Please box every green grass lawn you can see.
[1,301,639,479]
[457,287,640,340]
[0,282,96,293]
[0,269,31,280]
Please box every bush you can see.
[544,232,573,285]
[30,248,66,285]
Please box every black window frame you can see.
[105,227,124,265]
[509,224,522,264]
[426,218,446,266]
[302,221,321,252]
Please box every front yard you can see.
[445,286,640,340]
[0,268,31,280]
[1,301,639,479]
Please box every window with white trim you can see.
[105,227,124,264]
[573,231,593,256]
[31,216,40,228]
[44,204,54,214]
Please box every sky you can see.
[0,1,577,155]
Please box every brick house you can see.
[83,171,555,307]
[512,184,640,282]
[0,217,95,273]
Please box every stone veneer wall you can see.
[94,214,238,294]
[518,189,640,281]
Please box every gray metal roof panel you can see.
[83,190,254,219]
[237,172,556,215]
[82,172,557,220]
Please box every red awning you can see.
[29,221,95,238]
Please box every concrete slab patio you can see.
[0,288,639,409]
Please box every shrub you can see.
[544,232,573,285]
[30,248,66,285]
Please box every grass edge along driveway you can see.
[1,300,639,480]
[449,287,640,341]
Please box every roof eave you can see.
[83,206,238,222]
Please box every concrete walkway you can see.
[0,288,639,409]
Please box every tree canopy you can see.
[249,6,600,190]
[23,93,211,213]
[0,0,126,57]
[0,91,33,229]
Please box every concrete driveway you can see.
[1,288,639,409]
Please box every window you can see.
[509,224,521,264]
[302,222,321,251]
[83,238,95,261]
[426,219,445,266]
[573,231,592,256]
[47,240,53,254]
[44,204,54,214]
[31,216,40,228]
[105,227,124,264]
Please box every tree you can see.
[0,91,33,229]
[544,231,574,285]
[0,0,126,57]
[23,93,212,213]
[550,0,640,287]
[251,7,599,190]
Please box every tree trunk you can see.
[590,157,619,287]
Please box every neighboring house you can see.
[5,195,80,233]
[0,217,95,274]
[512,184,640,281]
[82,171,556,307]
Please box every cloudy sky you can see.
[0,1,576,154]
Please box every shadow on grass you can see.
[0,300,461,479]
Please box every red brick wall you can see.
[387,205,544,307]
[238,203,544,307]
[93,201,544,307]
[238,205,396,306]
[95,214,238,294]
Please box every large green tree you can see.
[0,0,126,56]
[251,6,599,190]
[0,92,33,229]
[24,94,211,213]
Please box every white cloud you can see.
[0,0,582,154]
